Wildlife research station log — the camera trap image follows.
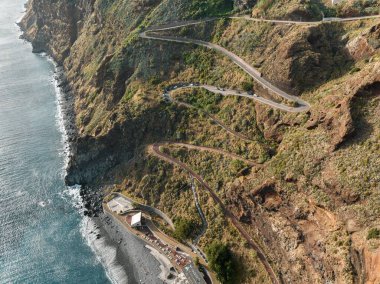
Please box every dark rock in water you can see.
[79,185,104,217]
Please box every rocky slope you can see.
[20,0,380,283]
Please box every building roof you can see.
[108,196,132,213]
[131,212,142,226]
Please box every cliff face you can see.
[20,0,380,283]
[20,0,95,64]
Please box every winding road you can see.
[150,143,280,284]
[230,14,380,25]
[140,14,380,284]
[140,31,310,112]
[110,192,175,229]
[189,175,208,245]
[140,14,380,111]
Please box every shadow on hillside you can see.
[339,82,380,149]
[288,22,355,95]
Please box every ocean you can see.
[0,1,111,283]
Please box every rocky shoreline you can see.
[55,66,163,283]
[87,213,163,284]
[17,14,163,284]
[56,53,164,284]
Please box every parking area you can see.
[141,231,192,269]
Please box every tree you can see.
[205,241,236,283]
[194,256,200,267]
[174,217,194,241]
[190,0,234,18]
[242,81,254,92]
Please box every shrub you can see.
[189,0,234,18]
[205,241,236,283]
[174,217,195,240]
[230,159,244,173]
[256,0,274,12]
[194,256,200,267]
[242,81,254,92]
[367,228,380,240]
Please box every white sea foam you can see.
[52,66,71,174]
[81,216,129,284]
[49,58,129,284]
[62,185,129,284]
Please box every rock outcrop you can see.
[20,0,380,283]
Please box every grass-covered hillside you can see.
[20,0,380,283]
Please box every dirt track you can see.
[150,144,280,284]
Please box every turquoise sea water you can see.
[0,1,110,283]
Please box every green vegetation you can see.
[367,228,380,240]
[256,0,274,13]
[350,66,361,74]
[174,217,195,241]
[184,50,215,82]
[184,88,223,113]
[288,100,300,107]
[305,2,337,18]
[131,201,139,209]
[206,241,236,283]
[336,0,380,17]
[242,81,254,92]
[188,0,234,18]
[194,256,200,267]
[230,159,245,173]
[32,0,380,281]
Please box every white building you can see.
[131,212,142,228]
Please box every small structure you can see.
[108,196,132,214]
[131,212,142,228]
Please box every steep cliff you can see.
[20,0,380,283]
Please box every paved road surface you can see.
[141,14,380,111]
[230,14,380,25]
[139,13,380,284]
[112,193,175,229]
[104,202,212,283]
[146,14,380,32]
[189,176,208,245]
[151,144,280,284]
[109,193,212,272]
[140,33,310,113]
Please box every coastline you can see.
[17,14,163,284]
[49,40,163,284]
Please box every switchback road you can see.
[140,13,380,284]
[150,144,280,284]
[140,31,310,112]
